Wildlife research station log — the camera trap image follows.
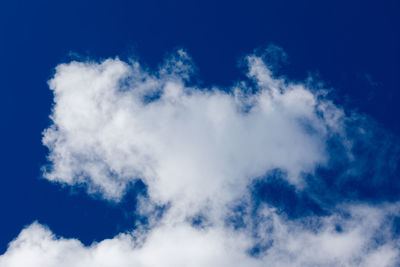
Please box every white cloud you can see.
[1,50,398,267]
[0,204,398,267]
[41,51,343,218]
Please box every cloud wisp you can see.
[1,50,399,267]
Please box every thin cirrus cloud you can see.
[0,49,399,267]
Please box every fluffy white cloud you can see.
[41,51,343,217]
[1,50,398,267]
[0,204,398,267]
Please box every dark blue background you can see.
[1,0,399,253]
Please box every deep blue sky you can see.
[0,0,399,253]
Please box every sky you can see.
[0,0,400,266]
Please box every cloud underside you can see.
[1,50,399,266]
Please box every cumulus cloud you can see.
[1,49,399,266]
[0,204,398,267]
[41,51,343,215]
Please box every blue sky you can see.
[0,0,400,266]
